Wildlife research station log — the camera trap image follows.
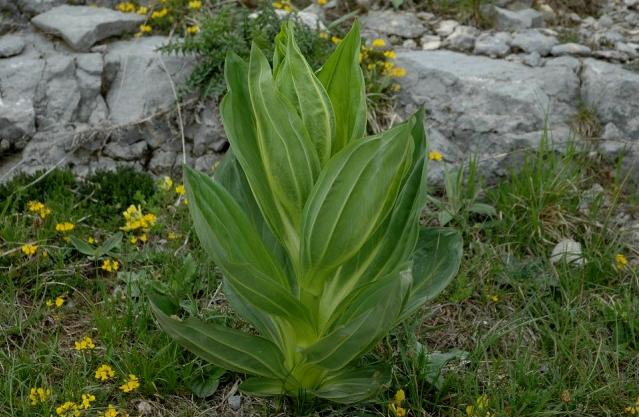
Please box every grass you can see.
[1,139,638,416]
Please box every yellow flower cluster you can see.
[188,0,202,9]
[119,374,140,393]
[175,184,186,196]
[160,176,173,191]
[318,0,328,4]
[46,296,65,308]
[626,397,639,414]
[80,394,96,409]
[187,25,200,34]
[139,24,152,33]
[21,243,38,256]
[73,336,96,351]
[56,401,81,417]
[466,395,493,417]
[121,205,156,232]
[99,405,119,417]
[137,5,148,14]
[27,200,52,218]
[101,259,120,272]
[56,222,75,233]
[29,387,51,405]
[95,364,115,381]
[151,7,169,19]
[389,389,407,416]
[272,1,293,12]
[616,253,629,269]
[115,2,135,13]
[429,150,443,161]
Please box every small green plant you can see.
[151,21,463,403]
[428,157,496,228]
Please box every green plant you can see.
[162,2,333,98]
[428,157,496,228]
[150,21,463,403]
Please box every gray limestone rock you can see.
[511,29,558,56]
[444,25,479,52]
[420,35,441,50]
[31,5,144,51]
[0,34,25,57]
[550,43,592,57]
[473,32,512,58]
[362,10,427,38]
[491,7,545,31]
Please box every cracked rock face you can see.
[31,5,144,51]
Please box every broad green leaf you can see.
[301,120,415,292]
[468,202,497,217]
[69,236,95,256]
[317,20,366,153]
[96,232,123,256]
[187,368,225,398]
[150,293,286,379]
[315,366,390,403]
[274,22,336,165]
[306,271,411,370]
[221,53,294,258]
[241,377,286,396]
[248,43,321,247]
[184,166,288,289]
[399,227,463,321]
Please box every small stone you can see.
[137,400,153,415]
[566,12,581,23]
[592,49,629,62]
[491,7,545,31]
[31,5,144,51]
[550,43,591,57]
[626,0,639,8]
[0,34,25,58]
[598,14,614,28]
[435,19,459,37]
[403,39,417,49]
[538,4,556,22]
[362,10,427,38]
[550,239,584,265]
[444,25,479,52]
[474,32,512,58]
[228,395,241,411]
[420,34,441,50]
[522,51,542,66]
[511,29,558,56]
[615,42,639,59]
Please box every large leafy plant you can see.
[150,21,463,403]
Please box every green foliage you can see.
[79,167,157,224]
[0,169,76,211]
[151,21,463,403]
[162,3,334,99]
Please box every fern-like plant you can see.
[150,21,463,403]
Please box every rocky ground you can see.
[0,0,638,183]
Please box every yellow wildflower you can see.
[80,394,95,410]
[87,236,96,244]
[396,407,406,417]
[119,374,140,393]
[331,36,341,45]
[391,83,401,92]
[121,205,156,231]
[616,253,629,269]
[101,259,120,272]
[394,389,405,402]
[187,25,200,34]
[29,387,51,405]
[466,405,475,416]
[99,405,120,417]
[54,296,65,307]
[319,31,329,39]
[318,0,328,4]
[372,38,386,48]
[21,244,38,256]
[115,2,135,13]
[429,151,443,161]
[160,176,173,191]
[151,7,168,19]
[384,50,397,59]
[137,6,148,14]
[55,222,75,233]
[56,401,81,417]
[95,364,116,381]
[389,67,407,77]
[167,231,179,240]
[138,24,152,33]
[129,236,138,244]
[73,336,96,351]
[27,201,52,218]
[188,0,202,9]
[175,184,186,196]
